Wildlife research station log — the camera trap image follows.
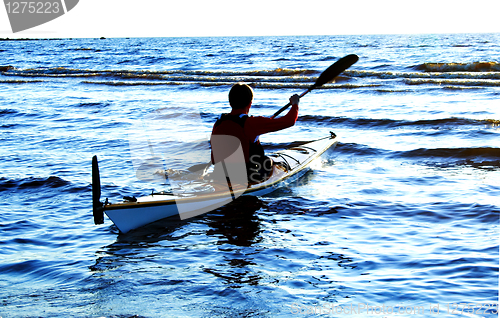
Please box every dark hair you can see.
[229,83,253,109]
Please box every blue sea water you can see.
[0,34,499,317]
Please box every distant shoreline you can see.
[1,32,500,41]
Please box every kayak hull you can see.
[101,134,338,233]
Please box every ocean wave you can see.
[399,147,500,160]
[0,176,72,192]
[299,115,500,129]
[346,70,500,80]
[1,67,318,78]
[404,78,500,87]
[69,47,95,51]
[4,65,500,89]
[0,79,44,84]
[335,142,388,157]
[332,143,500,170]
[320,56,341,61]
[440,85,486,91]
[0,258,85,285]
[75,102,111,108]
[0,65,14,72]
[82,80,372,89]
[396,147,500,170]
[0,109,19,115]
[300,115,400,128]
[415,62,500,72]
[3,67,346,88]
[0,123,20,129]
[396,147,500,167]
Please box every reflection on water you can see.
[86,195,362,316]
[206,196,266,247]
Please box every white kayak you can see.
[92,133,338,233]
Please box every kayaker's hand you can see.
[290,94,300,106]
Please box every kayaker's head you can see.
[229,83,253,113]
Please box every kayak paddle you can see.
[270,53,359,119]
[187,54,359,172]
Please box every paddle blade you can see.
[92,155,104,225]
[312,54,359,88]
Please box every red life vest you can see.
[210,114,269,181]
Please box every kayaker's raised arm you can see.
[247,95,299,137]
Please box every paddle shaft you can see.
[270,88,310,119]
[270,54,359,119]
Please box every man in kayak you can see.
[211,83,300,183]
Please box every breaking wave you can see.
[415,62,500,72]
[399,147,500,160]
[299,115,500,129]
[332,143,500,169]
[1,66,318,78]
[346,69,500,80]
[404,78,500,87]
[2,63,500,89]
